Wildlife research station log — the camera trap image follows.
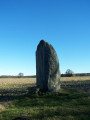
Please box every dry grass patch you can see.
[0,76,90,90]
[0,78,36,89]
[61,76,90,81]
[0,76,90,89]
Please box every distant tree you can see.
[18,73,24,78]
[65,69,74,77]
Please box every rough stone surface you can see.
[36,40,60,92]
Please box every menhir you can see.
[36,40,61,92]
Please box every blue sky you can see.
[0,0,90,75]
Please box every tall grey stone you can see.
[36,40,60,92]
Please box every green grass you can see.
[0,89,90,120]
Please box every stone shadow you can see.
[0,83,35,102]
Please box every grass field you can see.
[0,77,90,120]
[0,76,90,88]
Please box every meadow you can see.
[0,76,90,120]
[0,76,90,88]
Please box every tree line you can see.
[0,70,90,78]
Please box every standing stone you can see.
[36,40,60,92]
